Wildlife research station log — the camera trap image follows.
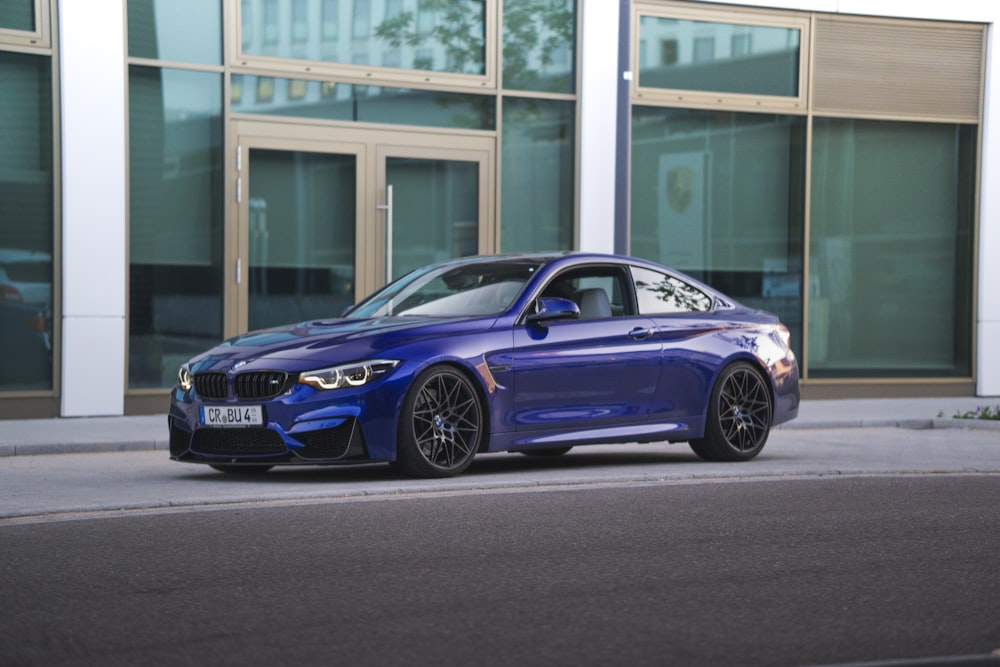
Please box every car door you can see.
[510,266,661,433]
[630,264,722,422]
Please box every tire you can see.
[209,464,274,474]
[689,361,773,462]
[519,447,573,457]
[395,366,484,478]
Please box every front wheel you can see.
[689,361,772,462]
[395,366,484,478]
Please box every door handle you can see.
[628,327,654,340]
[376,184,394,284]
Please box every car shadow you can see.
[175,445,716,484]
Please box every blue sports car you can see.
[169,253,799,478]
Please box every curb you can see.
[777,418,1000,431]
[0,441,170,458]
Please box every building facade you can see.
[0,0,997,419]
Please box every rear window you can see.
[632,266,713,314]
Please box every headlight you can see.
[177,364,193,391]
[299,360,399,390]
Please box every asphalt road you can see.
[2,476,999,666]
[1,427,999,666]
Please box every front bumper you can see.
[168,372,408,465]
[168,414,371,465]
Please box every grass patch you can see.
[946,405,1000,421]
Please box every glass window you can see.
[0,1,35,31]
[232,75,495,130]
[501,98,574,252]
[540,267,630,319]
[263,0,279,45]
[240,0,486,76]
[352,0,371,39]
[503,0,576,94]
[637,15,800,98]
[350,258,543,319]
[632,266,712,314]
[127,0,222,65]
[322,0,340,41]
[0,51,53,391]
[128,66,224,389]
[809,119,975,378]
[292,0,308,43]
[242,0,254,49]
[630,106,805,357]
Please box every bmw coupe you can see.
[169,253,799,478]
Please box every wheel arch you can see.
[397,358,493,454]
[712,352,777,419]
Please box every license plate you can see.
[200,405,263,427]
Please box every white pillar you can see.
[978,23,1000,396]
[58,0,127,416]
[578,0,621,253]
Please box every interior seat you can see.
[573,288,612,319]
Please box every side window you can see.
[632,266,713,315]
[540,268,631,319]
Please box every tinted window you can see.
[540,267,630,319]
[240,0,486,76]
[632,266,712,314]
[638,15,800,97]
[350,260,541,318]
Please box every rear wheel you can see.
[689,361,772,462]
[209,464,274,474]
[395,366,484,478]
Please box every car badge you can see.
[232,360,248,371]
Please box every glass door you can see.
[232,125,493,335]
[237,135,365,332]
[378,145,491,282]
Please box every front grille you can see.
[194,371,292,401]
[191,428,288,456]
[234,371,291,400]
[194,373,228,400]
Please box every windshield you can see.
[347,259,544,318]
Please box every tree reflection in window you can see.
[632,266,712,314]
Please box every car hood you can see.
[187,315,493,373]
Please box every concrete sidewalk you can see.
[0,396,997,458]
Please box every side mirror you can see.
[525,297,580,325]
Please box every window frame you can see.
[631,1,809,114]
[526,264,636,322]
[233,0,498,92]
[0,0,50,48]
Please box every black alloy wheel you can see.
[689,361,773,462]
[395,366,484,478]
